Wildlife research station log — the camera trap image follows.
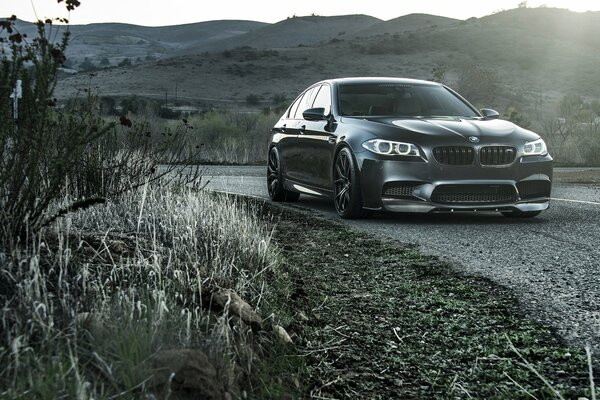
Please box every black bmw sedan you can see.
[267,77,552,219]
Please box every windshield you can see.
[338,83,479,118]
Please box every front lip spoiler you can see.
[379,198,550,213]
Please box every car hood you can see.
[348,116,539,143]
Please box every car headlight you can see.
[523,138,548,156]
[362,139,420,156]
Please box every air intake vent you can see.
[431,184,517,205]
[433,146,474,165]
[382,182,420,199]
[480,146,517,166]
[517,180,551,199]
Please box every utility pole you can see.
[10,80,22,124]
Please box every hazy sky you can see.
[3,0,600,26]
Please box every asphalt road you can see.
[204,166,600,349]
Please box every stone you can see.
[150,348,223,400]
[207,289,262,331]
[273,325,293,344]
[297,311,309,322]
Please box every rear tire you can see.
[333,147,368,219]
[501,210,542,218]
[267,147,300,202]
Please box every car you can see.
[266,77,552,219]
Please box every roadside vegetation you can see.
[268,203,597,399]
[0,9,297,399]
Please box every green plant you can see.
[0,14,110,242]
[118,57,132,67]
[246,93,261,106]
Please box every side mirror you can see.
[303,107,326,121]
[480,108,500,120]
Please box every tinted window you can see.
[338,83,478,118]
[312,85,332,116]
[293,86,319,119]
[287,93,304,119]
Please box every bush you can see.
[246,93,261,106]
[0,15,201,242]
[118,57,131,67]
[0,16,110,241]
[79,57,96,71]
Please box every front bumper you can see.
[356,152,553,213]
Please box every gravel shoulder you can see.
[263,201,593,398]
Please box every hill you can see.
[11,19,267,66]
[51,7,600,115]
[350,13,458,37]
[171,14,383,55]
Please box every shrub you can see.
[0,14,201,243]
[118,57,131,67]
[0,16,110,241]
[79,56,96,71]
[246,93,261,106]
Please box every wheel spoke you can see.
[335,162,346,180]
[344,160,350,180]
[336,185,349,199]
[269,179,277,194]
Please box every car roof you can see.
[314,77,441,87]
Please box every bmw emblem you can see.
[469,136,480,143]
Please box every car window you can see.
[338,83,478,118]
[312,85,332,116]
[293,86,319,119]
[287,93,304,119]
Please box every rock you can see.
[150,348,223,400]
[297,311,309,322]
[207,289,262,331]
[273,325,293,344]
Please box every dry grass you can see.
[0,183,283,398]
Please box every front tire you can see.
[333,147,367,219]
[267,147,300,202]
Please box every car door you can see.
[295,84,336,191]
[284,86,320,183]
[275,91,306,183]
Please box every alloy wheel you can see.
[334,150,352,213]
[267,148,279,198]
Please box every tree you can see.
[518,1,528,8]
[118,57,131,67]
[245,94,261,106]
[558,94,584,118]
[431,64,447,83]
[79,57,96,71]
[99,57,110,66]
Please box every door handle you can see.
[282,124,286,132]
[328,136,337,143]
[299,125,306,133]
